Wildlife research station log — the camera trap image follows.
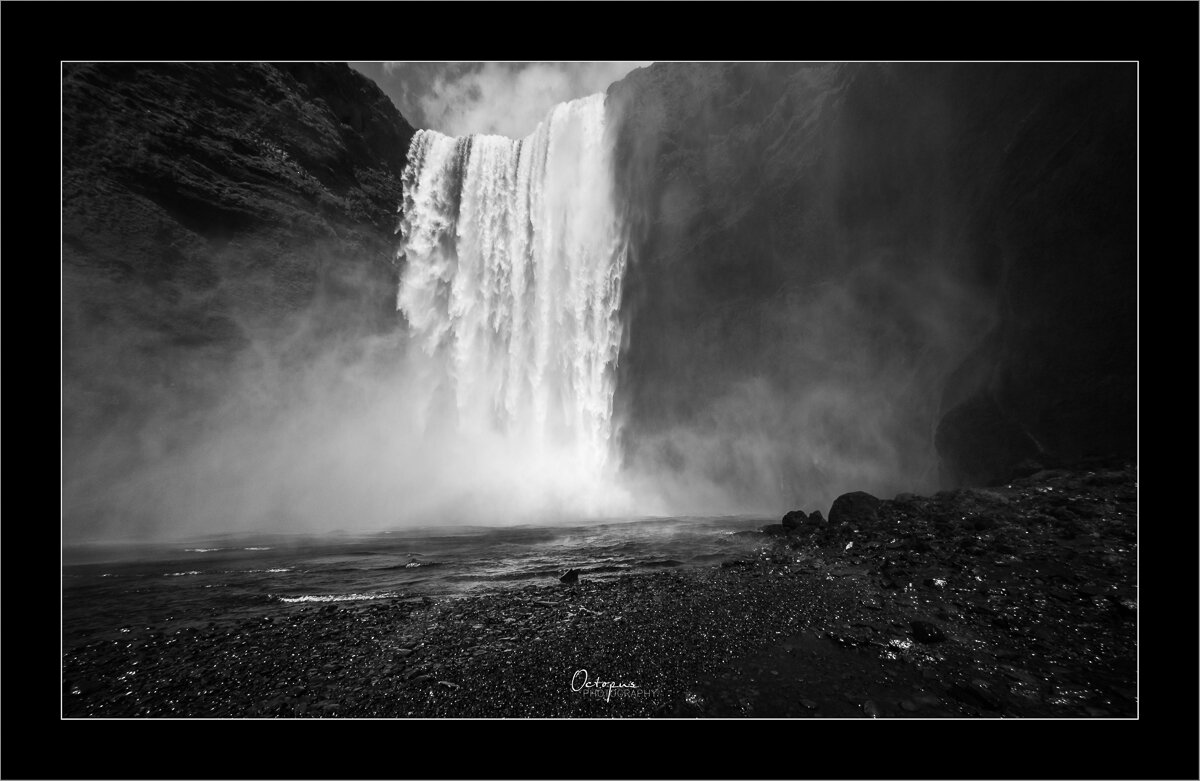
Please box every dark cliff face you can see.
[62,62,415,538]
[607,62,1135,506]
[934,64,1136,485]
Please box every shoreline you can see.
[63,462,1136,718]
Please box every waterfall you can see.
[396,93,629,516]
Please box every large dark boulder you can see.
[828,491,882,527]
[781,509,808,528]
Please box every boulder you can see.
[781,509,808,528]
[828,492,881,527]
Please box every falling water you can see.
[396,93,629,516]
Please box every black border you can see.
[8,1,1198,779]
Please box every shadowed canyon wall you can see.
[62,63,415,539]
[607,62,1135,511]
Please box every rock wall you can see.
[62,62,415,535]
[606,62,1135,504]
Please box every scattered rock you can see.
[1114,597,1137,617]
[61,461,1136,719]
[827,626,873,648]
[560,569,580,584]
[910,620,946,644]
[950,679,1001,711]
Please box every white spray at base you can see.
[396,93,632,519]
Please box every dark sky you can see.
[348,62,649,138]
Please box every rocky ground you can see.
[62,461,1136,718]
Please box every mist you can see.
[62,296,635,545]
[62,63,977,543]
[64,61,1128,544]
[604,62,1000,517]
[352,62,651,138]
[612,255,992,517]
[63,86,642,545]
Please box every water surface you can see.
[63,516,769,644]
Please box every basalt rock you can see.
[781,510,808,528]
[828,492,881,528]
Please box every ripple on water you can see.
[277,593,401,604]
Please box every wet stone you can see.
[782,510,808,529]
[60,462,1136,719]
[951,679,1002,711]
[829,492,882,527]
[910,620,946,644]
[826,626,873,648]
